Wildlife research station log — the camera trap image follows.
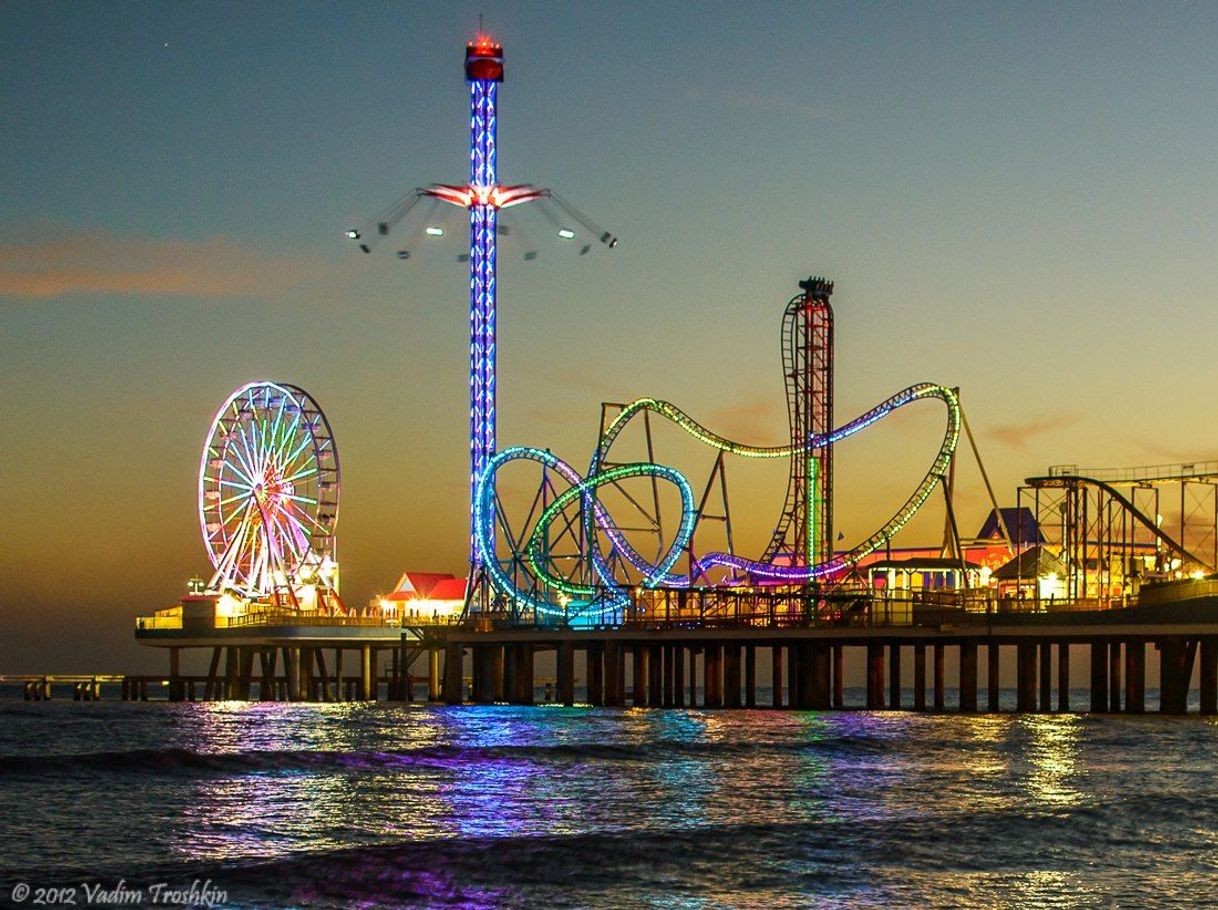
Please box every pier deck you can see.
[109,581,1218,715]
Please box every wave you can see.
[22,805,1218,909]
[0,734,897,777]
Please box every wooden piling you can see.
[832,644,844,709]
[723,644,742,709]
[1038,641,1052,713]
[1159,637,1195,715]
[1057,642,1070,713]
[1090,641,1108,712]
[960,642,978,712]
[933,643,945,710]
[811,642,830,710]
[663,645,676,707]
[914,643,927,711]
[428,648,442,702]
[1016,642,1036,712]
[987,643,1000,712]
[558,642,575,706]
[443,642,463,705]
[688,646,700,707]
[704,643,723,708]
[744,645,757,708]
[786,644,798,709]
[1200,637,1218,716]
[1124,640,1145,714]
[648,644,663,708]
[472,645,496,704]
[771,645,784,708]
[889,643,902,709]
[866,643,884,710]
[673,646,685,708]
[587,646,605,706]
[632,646,647,707]
[361,645,374,701]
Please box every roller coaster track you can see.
[1047,461,1218,485]
[1025,473,1217,575]
[475,383,962,617]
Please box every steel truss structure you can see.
[764,277,834,568]
[352,36,616,583]
[473,279,964,626]
[1019,462,1218,607]
[198,381,343,610]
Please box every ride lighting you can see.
[425,226,444,237]
[215,593,243,618]
[345,228,361,240]
[557,229,575,239]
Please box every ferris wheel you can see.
[198,381,340,601]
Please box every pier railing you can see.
[135,605,468,631]
[1048,460,1218,483]
[535,585,1172,632]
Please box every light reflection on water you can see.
[2,701,1217,908]
[1020,715,1084,809]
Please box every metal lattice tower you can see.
[764,277,835,570]
[465,40,502,569]
[350,35,617,601]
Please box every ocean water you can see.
[2,696,1217,909]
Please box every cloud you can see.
[986,414,1080,450]
[1120,434,1218,464]
[0,227,316,300]
[704,394,786,445]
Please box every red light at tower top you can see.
[465,38,504,82]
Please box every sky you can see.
[2,2,1216,673]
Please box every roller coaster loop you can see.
[475,382,961,617]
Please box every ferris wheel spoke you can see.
[216,491,253,510]
[281,498,328,533]
[237,422,262,482]
[259,412,278,469]
[278,504,318,547]
[268,515,305,584]
[277,419,320,478]
[281,493,318,506]
[257,500,298,580]
[281,465,318,485]
[271,510,310,564]
[274,410,303,464]
[213,503,256,584]
[219,455,256,488]
[269,395,288,459]
[252,417,270,474]
[219,432,256,483]
[279,432,315,476]
[216,500,256,553]
[214,495,251,535]
[229,426,259,483]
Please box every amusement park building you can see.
[375,572,467,621]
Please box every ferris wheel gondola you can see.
[198,381,340,604]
